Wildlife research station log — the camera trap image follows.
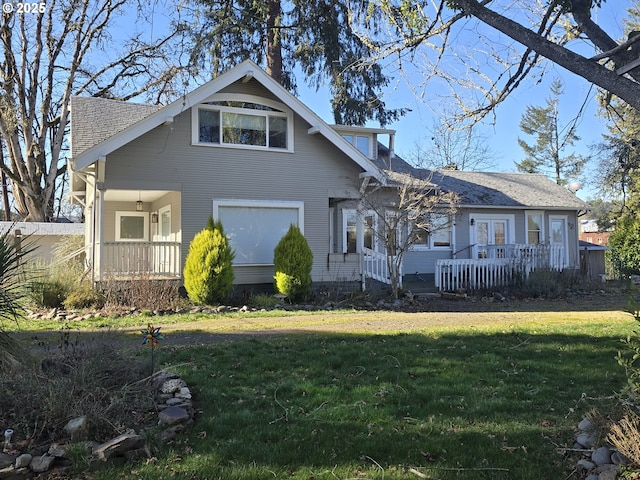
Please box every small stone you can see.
[161,379,185,394]
[48,444,66,458]
[15,453,32,468]
[0,453,13,469]
[176,387,192,399]
[591,446,612,466]
[611,450,631,465]
[30,454,55,473]
[63,416,89,442]
[576,432,597,448]
[578,418,594,431]
[158,406,190,426]
[577,459,596,471]
[596,465,620,480]
[166,397,184,406]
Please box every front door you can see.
[475,219,507,258]
[549,215,568,268]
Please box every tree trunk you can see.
[265,0,283,84]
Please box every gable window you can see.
[411,213,452,250]
[214,200,304,265]
[115,212,149,241]
[193,95,292,151]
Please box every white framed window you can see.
[410,213,452,250]
[214,199,304,265]
[342,209,377,253]
[115,211,149,241]
[526,211,544,244]
[342,134,371,157]
[193,94,292,151]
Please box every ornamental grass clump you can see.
[184,217,234,305]
[273,224,313,303]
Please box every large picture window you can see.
[214,200,304,265]
[193,95,292,151]
[115,212,149,241]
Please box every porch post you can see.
[357,204,365,291]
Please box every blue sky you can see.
[292,1,632,201]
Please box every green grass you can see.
[74,308,637,480]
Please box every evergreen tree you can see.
[184,218,235,305]
[273,224,313,302]
[188,0,407,126]
[515,79,586,186]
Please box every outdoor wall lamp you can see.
[470,218,475,226]
[151,212,159,224]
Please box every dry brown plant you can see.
[607,410,640,466]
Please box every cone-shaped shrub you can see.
[273,224,313,303]
[184,218,235,304]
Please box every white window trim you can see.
[525,210,545,244]
[115,211,149,242]
[549,214,569,266]
[213,199,304,266]
[410,213,454,251]
[470,213,516,245]
[342,208,377,253]
[192,93,294,152]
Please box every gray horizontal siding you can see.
[103,98,364,285]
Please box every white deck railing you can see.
[102,241,181,278]
[363,247,402,287]
[435,244,565,291]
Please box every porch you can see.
[99,241,181,279]
[435,244,565,291]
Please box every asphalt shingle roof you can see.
[70,97,161,158]
[373,143,588,210]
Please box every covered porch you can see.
[88,188,182,282]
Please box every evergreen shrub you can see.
[273,224,313,302]
[184,218,235,304]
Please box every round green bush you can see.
[273,224,313,302]
[184,219,235,305]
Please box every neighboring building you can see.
[68,60,589,293]
[0,222,85,265]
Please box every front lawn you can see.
[80,306,636,480]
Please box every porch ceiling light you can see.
[136,192,143,211]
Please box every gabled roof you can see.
[70,60,382,178]
[71,97,161,158]
[372,143,589,210]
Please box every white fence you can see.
[363,247,402,287]
[435,244,565,291]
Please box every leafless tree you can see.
[348,1,640,125]
[0,0,189,221]
[409,115,499,171]
[361,170,459,299]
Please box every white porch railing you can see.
[102,241,181,278]
[363,247,402,287]
[435,244,565,291]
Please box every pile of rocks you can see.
[572,417,632,480]
[0,370,193,479]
